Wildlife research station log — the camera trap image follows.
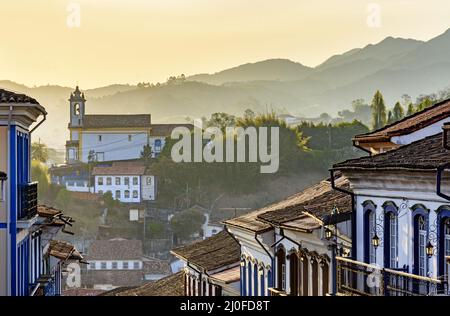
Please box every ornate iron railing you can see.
[18,182,38,220]
[336,257,446,296]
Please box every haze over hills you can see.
[1,28,450,150]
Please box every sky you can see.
[1,0,449,88]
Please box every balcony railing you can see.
[268,288,288,296]
[336,257,447,296]
[31,275,57,296]
[18,182,38,220]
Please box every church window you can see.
[73,103,80,115]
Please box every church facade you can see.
[65,86,190,164]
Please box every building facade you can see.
[0,89,82,296]
[92,161,156,203]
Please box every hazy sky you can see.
[1,0,449,88]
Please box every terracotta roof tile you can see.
[87,238,143,260]
[0,88,39,104]
[257,177,351,227]
[334,132,449,170]
[48,240,84,262]
[171,231,240,271]
[151,124,193,136]
[92,161,146,176]
[354,98,450,143]
[82,114,151,129]
[101,271,185,296]
[82,270,144,288]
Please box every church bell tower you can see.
[69,86,86,127]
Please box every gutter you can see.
[329,170,356,260]
[254,232,272,260]
[436,163,450,201]
[30,113,47,134]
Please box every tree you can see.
[87,150,96,163]
[206,112,236,131]
[170,208,205,240]
[243,109,256,120]
[31,160,49,197]
[147,221,165,239]
[406,103,415,116]
[31,142,49,163]
[387,111,394,124]
[140,144,153,163]
[55,189,72,209]
[392,102,404,122]
[370,90,387,130]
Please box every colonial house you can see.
[91,161,156,203]
[353,98,450,154]
[83,238,169,290]
[65,86,192,164]
[171,230,241,296]
[224,176,352,296]
[332,129,450,296]
[0,88,82,296]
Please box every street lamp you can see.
[426,241,434,258]
[372,233,380,249]
[325,227,333,240]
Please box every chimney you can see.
[443,123,450,150]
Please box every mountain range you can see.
[1,28,450,150]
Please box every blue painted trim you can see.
[0,223,7,229]
[383,203,398,268]
[412,208,429,275]
[247,261,252,296]
[363,204,376,264]
[253,263,258,296]
[10,125,17,296]
[437,209,450,278]
[260,269,265,296]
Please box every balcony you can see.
[268,288,288,296]
[336,256,448,296]
[17,182,38,226]
[30,275,57,296]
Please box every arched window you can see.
[248,261,253,296]
[321,260,329,296]
[259,266,265,296]
[202,279,207,296]
[276,247,286,291]
[383,202,398,268]
[289,252,298,295]
[253,262,258,296]
[301,255,309,296]
[241,259,247,296]
[412,205,429,277]
[437,207,450,280]
[363,201,377,264]
[311,257,319,296]
[155,139,162,152]
[267,268,272,290]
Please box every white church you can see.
[65,86,191,164]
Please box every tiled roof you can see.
[171,231,240,271]
[142,258,171,275]
[353,98,450,143]
[48,240,84,262]
[224,176,349,232]
[334,132,449,171]
[63,288,106,296]
[82,270,144,288]
[87,238,143,260]
[209,266,240,284]
[151,124,193,136]
[101,271,185,296]
[256,177,351,228]
[82,114,151,129]
[92,161,146,176]
[0,88,39,104]
[38,205,63,218]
